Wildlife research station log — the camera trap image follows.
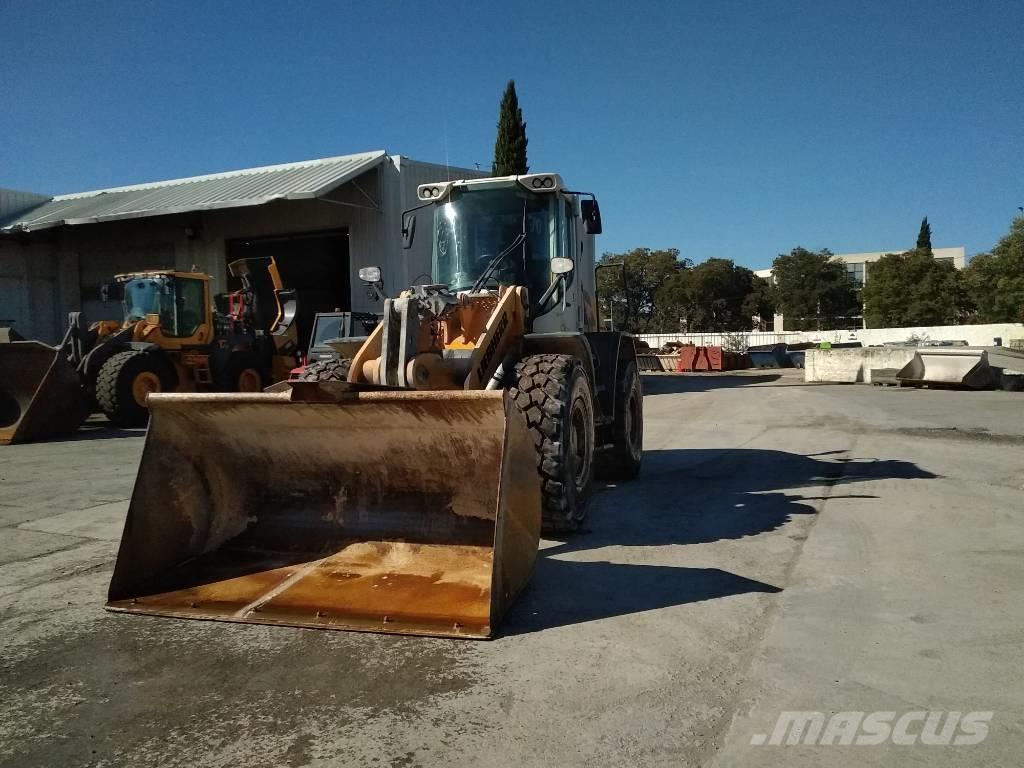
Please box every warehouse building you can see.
[0,151,483,343]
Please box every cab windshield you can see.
[122,276,205,338]
[311,315,345,347]
[432,187,557,299]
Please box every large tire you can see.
[509,354,595,534]
[96,350,177,428]
[596,360,643,480]
[299,358,351,382]
[215,351,265,392]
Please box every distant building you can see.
[754,247,967,330]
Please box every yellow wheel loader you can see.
[106,173,644,638]
[0,258,298,443]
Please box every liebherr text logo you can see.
[476,311,509,381]
[751,711,993,746]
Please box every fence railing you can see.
[636,323,1024,351]
[636,332,801,351]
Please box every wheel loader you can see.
[106,173,644,639]
[0,258,299,443]
[289,310,380,382]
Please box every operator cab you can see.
[403,173,602,334]
[117,273,207,338]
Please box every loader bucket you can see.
[896,348,993,390]
[0,340,88,445]
[106,387,542,639]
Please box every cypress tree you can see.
[916,216,933,255]
[492,80,529,176]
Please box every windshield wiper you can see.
[469,232,526,293]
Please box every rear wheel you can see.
[510,354,595,534]
[299,358,351,382]
[596,360,643,480]
[96,350,177,427]
[215,351,265,392]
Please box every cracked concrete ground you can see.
[1,373,1021,767]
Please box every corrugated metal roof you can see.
[1,150,387,232]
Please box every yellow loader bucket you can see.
[0,340,88,445]
[106,386,541,639]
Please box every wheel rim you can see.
[570,398,590,490]
[237,368,262,392]
[131,371,161,407]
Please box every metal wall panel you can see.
[0,188,50,226]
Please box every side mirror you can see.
[581,199,603,235]
[401,213,416,249]
[550,257,574,275]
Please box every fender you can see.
[81,335,161,380]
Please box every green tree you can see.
[861,249,968,327]
[963,216,1024,323]
[743,275,776,329]
[596,248,690,332]
[669,258,770,332]
[916,217,933,255]
[492,80,528,176]
[771,248,860,331]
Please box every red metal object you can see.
[676,345,725,372]
[673,345,751,373]
[227,291,246,322]
[675,346,698,372]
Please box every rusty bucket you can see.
[106,386,541,638]
[0,340,89,445]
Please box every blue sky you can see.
[1,1,1021,268]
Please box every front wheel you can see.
[96,350,177,428]
[510,354,595,534]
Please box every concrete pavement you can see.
[0,373,1021,767]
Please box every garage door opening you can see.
[226,230,350,352]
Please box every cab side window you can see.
[168,278,205,338]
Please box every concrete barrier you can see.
[804,347,918,384]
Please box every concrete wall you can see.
[0,237,65,341]
[638,323,1024,353]
[803,323,1024,348]
[0,189,57,338]
[804,347,918,384]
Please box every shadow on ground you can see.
[508,561,782,633]
[505,447,937,634]
[46,425,146,442]
[642,372,788,395]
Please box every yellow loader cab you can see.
[106,173,644,638]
